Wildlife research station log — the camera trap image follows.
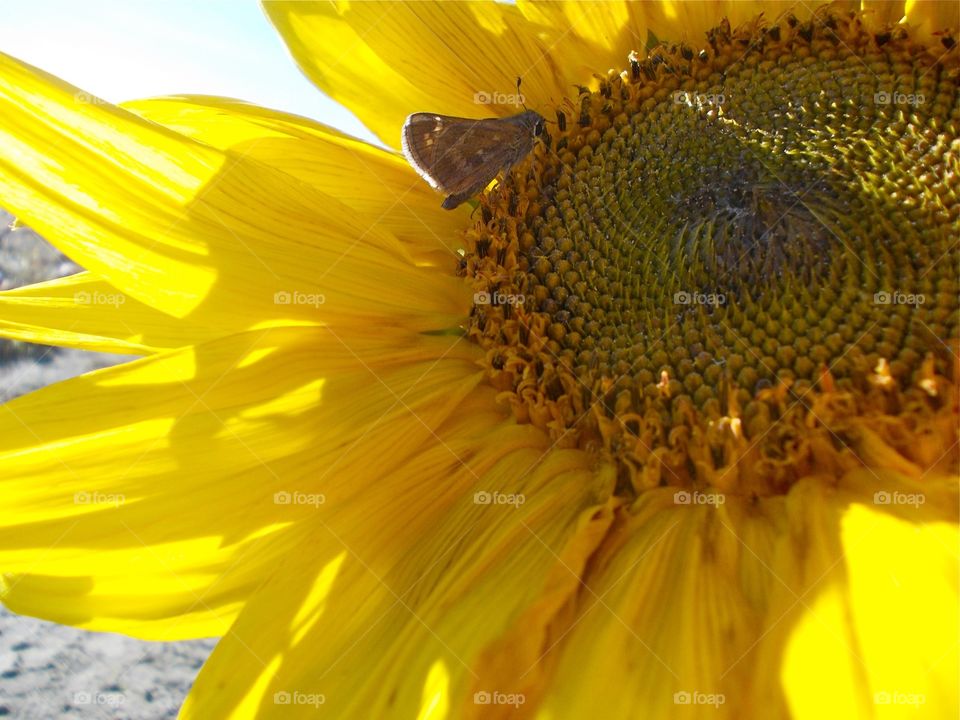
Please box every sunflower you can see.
[0,0,957,717]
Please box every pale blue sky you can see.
[3,0,381,144]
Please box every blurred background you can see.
[0,1,374,717]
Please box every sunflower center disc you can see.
[462,10,959,498]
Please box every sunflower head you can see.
[462,6,959,498]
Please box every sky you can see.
[3,0,381,144]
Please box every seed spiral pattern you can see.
[463,10,959,496]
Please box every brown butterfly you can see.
[401,110,545,209]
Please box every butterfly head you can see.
[516,110,547,138]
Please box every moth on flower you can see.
[401,110,545,209]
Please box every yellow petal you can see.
[904,0,960,39]
[121,95,471,263]
[539,489,780,718]
[262,0,909,156]
[840,505,958,718]
[262,0,581,150]
[0,325,484,639]
[773,471,958,719]
[540,467,958,718]
[0,272,217,353]
[0,53,469,332]
[862,0,908,26]
[181,434,615,718]
[515,0,644,92]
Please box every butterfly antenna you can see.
[516,76,528,112]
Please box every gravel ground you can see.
[0,607,216,719]
[0,212,216,718]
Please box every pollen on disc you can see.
[457,10,959,498]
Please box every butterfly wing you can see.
[401,113,528,208]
